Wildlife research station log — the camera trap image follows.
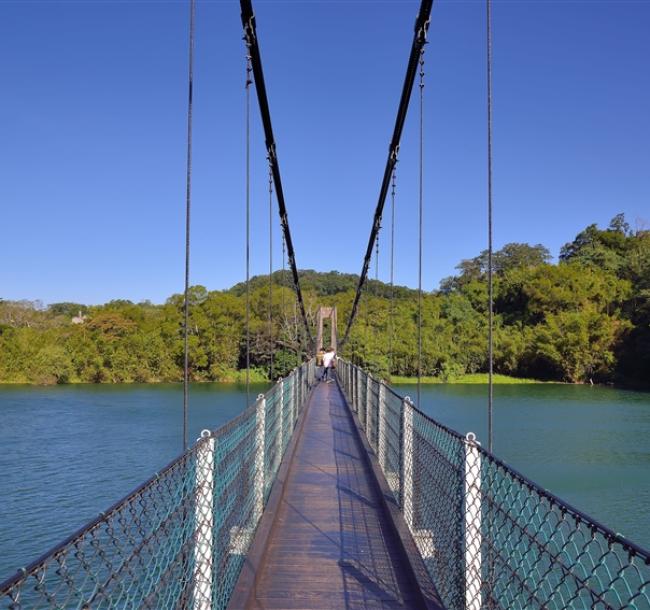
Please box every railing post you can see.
[356,367,360,414]
[304,363,308,396]
[290,369,296,428]
[465,432,482,610]
[346,362,350,396]
[357,368,366,428]
[193,429,214,610]
[297,367,301,411]
[254,393,266,524]
[301,365,305,404]
[365,373,372,441]
[355,367,363,423]
[401,396,414,531]
[300,365,304,403]
[277,377,284,464]
[357,368,362,420]
[378,381,386,471]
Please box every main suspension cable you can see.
[340,0,433,348]
[487,0,495,452]
[182,0,195,452]
[240,0,314,352]
[417,48,425,409]
[245,53,252,407]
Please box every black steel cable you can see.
[340,0,433,348]
[240,0,314,352]
[417,49,424,409]
[245,54,252,407]
[487,0,494,452]
[485,10,496,600]
[182,0,195,452]
[364,248,370,350]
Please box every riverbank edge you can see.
[2,373,646,390]
[389,373,550,384]
[0,372,550,386]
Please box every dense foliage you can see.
[1,215,648,387]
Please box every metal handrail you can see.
[337,358,650,610]
[1,360,316,609]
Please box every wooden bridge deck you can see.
[239,380,431,609]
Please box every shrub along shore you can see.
[1,215,648,389]
[390,374,548,384]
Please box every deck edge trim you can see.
[335,376,447,610]
[227,382,316,610]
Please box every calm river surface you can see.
[1,381,649,583]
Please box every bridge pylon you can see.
[315,306,337,351]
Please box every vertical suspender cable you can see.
[487,0,494,452]
[280,233,287,354]
[245,54,252,408]
[340,0,432,348]
[281,234,286,327]
[268,164,274,381]
[375,232,379,283]
[388,168,397,375]
[364,254,369,354]
[182,0,195,452]
[240,1,314,351]
[417,49,425,409]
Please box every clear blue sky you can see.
[1,0,649,305]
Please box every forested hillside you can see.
[1,215,648,387]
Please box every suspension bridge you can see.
[2,1,650,609]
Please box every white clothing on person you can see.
[322,351,336,369]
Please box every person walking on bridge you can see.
[316,347,325,380]
[322,347,336,383]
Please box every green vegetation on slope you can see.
[0,214,648,388]
[390,374,547,384]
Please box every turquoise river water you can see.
[0,381,648,583]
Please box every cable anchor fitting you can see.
[416,17,431,45]
[243,16,257,46]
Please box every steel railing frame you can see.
[337,359,650,610]
[0,360,317,610]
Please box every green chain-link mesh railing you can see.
[0,360,316,610]
[337,359,650,610]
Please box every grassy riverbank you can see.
[0,367,271,386]
[389,373,548,384]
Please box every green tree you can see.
[531,309,628,382]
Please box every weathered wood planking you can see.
[246,381,430,609]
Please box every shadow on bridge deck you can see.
[231,378,441,610]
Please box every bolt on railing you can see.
[337,359,650,610]
[0,360,316,610]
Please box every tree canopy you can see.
[1,214,648,388]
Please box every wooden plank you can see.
[233,380,440,610]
